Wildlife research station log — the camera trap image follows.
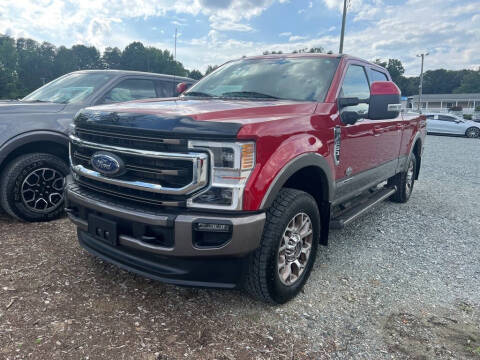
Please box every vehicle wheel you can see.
[388,155,417,203]
[465,127,480,138]
[243,188,320,304]
[0,153,69,222]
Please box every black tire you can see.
[388,155,417,203]
[243,188,320,304]
[465,127,480,138]
[0,153,69,222]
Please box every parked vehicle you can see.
[0,70,195,221]
[65,54,426,303]
[425,113,480,138]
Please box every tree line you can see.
[374,59,480,96]
[1,34,479,99]
[0,35,204,99]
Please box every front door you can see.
[334,63,381,203]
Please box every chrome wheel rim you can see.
[277,212,313,286]
[406,160,414,195]
[21,168,65,213]
[466,128,479,138]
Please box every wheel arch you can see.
[0,131,69,174]
[259,153,334,246]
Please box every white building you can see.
[407,93,480,114]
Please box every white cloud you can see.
[289,35,309,41]
[0,0,478,75]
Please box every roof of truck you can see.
[237,53,384,69]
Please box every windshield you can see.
[23,72,114,104]
[184,57,340,102]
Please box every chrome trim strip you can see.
[70,135,208,195]
[71,135,199,160]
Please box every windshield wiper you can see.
[183,91,213,98]
[221,91,281,100]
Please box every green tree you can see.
[53,46,75,77]
[453,70,480,93]
[16,38,56,95]
[71,45,102,70]
[121,42,148,71]
[188,69,203,80]
[0,35,19,98]
[102,47,122,69]
[205,65,219,75]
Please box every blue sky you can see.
[1,0,479,75]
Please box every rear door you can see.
[437,114,464,134]
[366,67,403,166]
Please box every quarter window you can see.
[102,79,157,103]
[370,69,388,82]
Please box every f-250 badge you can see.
[334,126,341,165]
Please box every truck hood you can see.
[0,100,66,115]
[76,98,317,138]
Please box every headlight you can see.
[187,140,256,210]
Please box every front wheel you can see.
[0,153,69,222]
[243,188,320,304]
[465,127,480,138]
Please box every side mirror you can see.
[338,97,360,108]
[368,81,401,120]
[176,82,189,95]
[341,111,361,125]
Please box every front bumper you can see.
[64,176,266,288]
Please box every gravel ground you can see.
[1,135,479,359]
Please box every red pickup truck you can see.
[65,54,426,303]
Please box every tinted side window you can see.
[438,115,455,121]
[370,69,388,82]
[103,79,156,103]
[156,80,175,97]
[341,65,370,115]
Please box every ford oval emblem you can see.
[91,152,125,177]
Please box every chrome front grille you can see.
[69,131,209,206]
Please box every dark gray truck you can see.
[0,70,195,222]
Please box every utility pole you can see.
[416,53,429,113]
[339,0,348,54]
[174,28,177,62]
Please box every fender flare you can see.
[259,153,335,210]
[0,130,69,168]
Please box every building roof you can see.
[409,93,480,101]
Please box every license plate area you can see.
[88,214,118,246]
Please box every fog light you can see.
[194,222,232,233]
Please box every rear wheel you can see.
[465,127,480,138]
[0,153,69,222]
[243,188,320,304]
[388,155,416,203]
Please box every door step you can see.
[330,186,397,229]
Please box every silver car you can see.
[425,113,480,138]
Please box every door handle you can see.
[373,125,383,136]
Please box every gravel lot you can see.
[1,135,479,359]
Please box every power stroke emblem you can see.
[334,126,341,165]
